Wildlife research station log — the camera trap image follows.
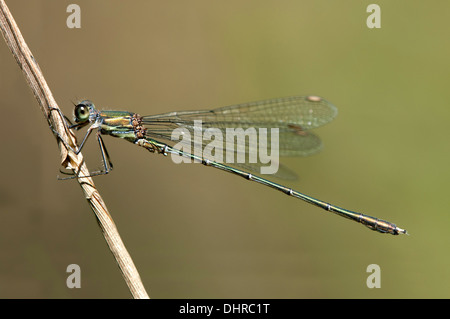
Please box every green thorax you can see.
[99,110,137,141]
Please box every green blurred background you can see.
[0,1,448,298]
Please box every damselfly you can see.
[63,95,407,235]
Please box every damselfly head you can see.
[74,100,95,123]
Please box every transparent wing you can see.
[141,95,337,179]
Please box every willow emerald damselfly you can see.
[60,95,407,235]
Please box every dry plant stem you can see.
[0,1,149,299]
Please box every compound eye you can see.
[74,103,90,123]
